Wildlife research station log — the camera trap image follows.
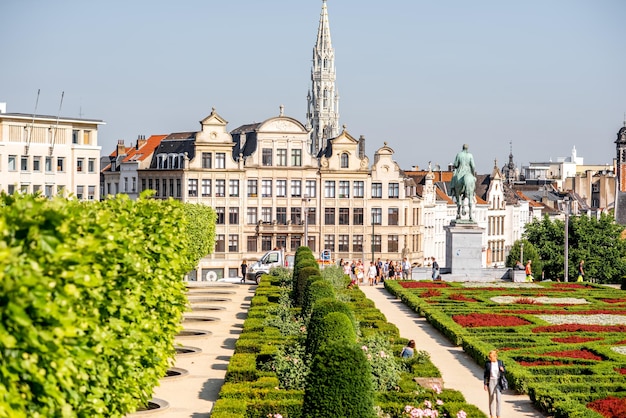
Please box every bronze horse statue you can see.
[450,144,477,221]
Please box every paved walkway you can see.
[129,281,255,418]
[361,285,546,418]
[130,280,546,417]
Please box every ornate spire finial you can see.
[279,104,284,116]
[211,107,216,113]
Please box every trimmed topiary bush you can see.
[301,278,335,317]
[306,311,356,358]
[293,266,321,307]
[306,298,357,346]
[303,341,375,418]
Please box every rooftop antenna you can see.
[49,91,65,156]
[24,89,40,156]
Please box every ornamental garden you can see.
[2,192,626,418]
[385,280,626,418]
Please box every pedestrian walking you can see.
[525,260,534,282]
[240,260,247,283]
[577,260,585,282]
[368,261,377,286]
[483,349,506,418]
[401,257,411,279]
[432,259,440,280]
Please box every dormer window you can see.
[340,152,349,168]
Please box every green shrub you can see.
[360,333,401,391]
[306,311,357,358]
[306,298,357,346]
[302,341,376,418]
[293,266,321,307]
[0,194,203,417]
[301,279,335,317]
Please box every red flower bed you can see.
[616,340,626,344]
[514,297,539,304]
[551,283,591,289]
[519,360,568,366]
[615,368,626,375]
[551,336,603,344]
[399,282,450,288]
[453,313,531,328]
[587,396,626,418]
[420,289,442,298]
[533,324,626,333]
[543,349,604,361]
[601,299,626,304]
[449,293,478,302]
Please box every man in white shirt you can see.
[401,257,411,279]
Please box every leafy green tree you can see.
[523,215,565,280]
[506,240,542,277]
[523,213,626,283]
[568,214,626,283]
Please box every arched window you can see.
[340,153,349,168]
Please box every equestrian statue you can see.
[450,144,477,222]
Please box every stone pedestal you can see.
[444,222,484,278]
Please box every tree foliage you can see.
[0,193,209,417]
[522,213,626,283]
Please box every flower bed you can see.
[449,294,478,302]
[542,349,604,361]
[399,281,450,289]
[532,324,626,333]
[587,396,626,418]
[551,336,603,344]
[384,280,626,417]
[453,313,531,327]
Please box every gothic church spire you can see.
[306,0,340,155]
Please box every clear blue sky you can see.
[2,0,625,173]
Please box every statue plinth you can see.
[444,223,484,276]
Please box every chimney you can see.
[116,140,126,157]
[136,135,147,149]
[358,135,365,159]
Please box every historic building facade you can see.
[123,107,423,280]
[0,102,104,199]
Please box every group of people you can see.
[523,259,586,283]
[342,257,412,287]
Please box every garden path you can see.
[361,285,547,418]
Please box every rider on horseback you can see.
[450,144,477,221]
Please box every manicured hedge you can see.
[0,193,214,417]
[385,279,626,417]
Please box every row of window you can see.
[5,155,96,174]
[185,179,400,199]
[214,233,400,253]
[215,206,401,226]
[3,183,95,200]
[199,149,351,170]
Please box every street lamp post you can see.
[564,196,570,282]
[520,242,524,266]
[371,222,375,263]
[302,196,310,249]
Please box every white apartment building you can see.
[0,103,104,198]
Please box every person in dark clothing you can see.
[240,260,247,283]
